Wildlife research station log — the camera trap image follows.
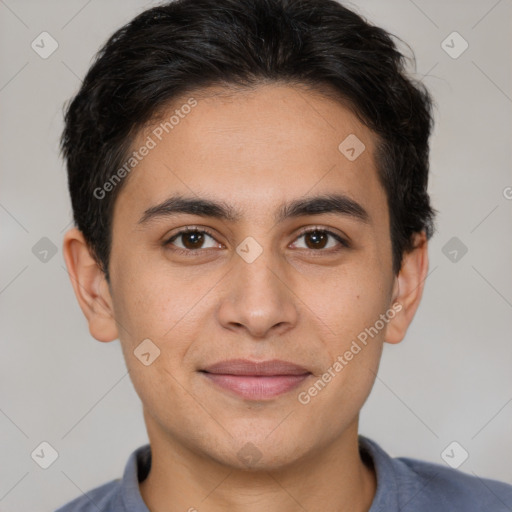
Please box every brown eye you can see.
[304,230,329,249]
[292,228,348,251]
[181,231,206,249]
[166,229,220,251]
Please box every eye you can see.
[165,227,222,253]
[291,228,348,251]
[163,226,349,256]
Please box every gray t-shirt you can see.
[55,435,512,511]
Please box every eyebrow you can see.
[138,193,370,225]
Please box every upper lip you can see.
[201,359,311,376]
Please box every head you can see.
[62,0,435,470]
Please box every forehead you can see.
[113,83,387,227]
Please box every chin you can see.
[209,433,309,472]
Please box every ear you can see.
[385,231,429,345]
[62,227,119,342]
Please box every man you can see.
[57,0,512,510]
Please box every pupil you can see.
[183,231,204,249]
[306,231,327,249]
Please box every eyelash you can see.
[163,225,349,257]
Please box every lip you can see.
[200,359,311,400]
[202,358,310,376]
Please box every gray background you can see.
[1,0,511,510]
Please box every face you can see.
[65,83,427,470]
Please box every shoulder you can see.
[54,478,121,512]
[395,455,512,511]
[54,443,151,511]
[359,436,512,512]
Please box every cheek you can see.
[110,254,193,340]
[111,264,212,379]
[302,261,392,346]
[112,272,201,419]
[296,271,388,420]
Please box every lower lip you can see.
[201,372,310,400]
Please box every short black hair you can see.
[61,0,436,280]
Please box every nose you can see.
[215,247,299,339]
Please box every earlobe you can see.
[385,231,429,345]
[62,228,119,342]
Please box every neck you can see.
[139,416,376,512]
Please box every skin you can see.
[63,83,429,512]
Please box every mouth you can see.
[199,359,312,400]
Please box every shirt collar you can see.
[119,435,396,511]
[120,443,151,511]
[359,435,399,511]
